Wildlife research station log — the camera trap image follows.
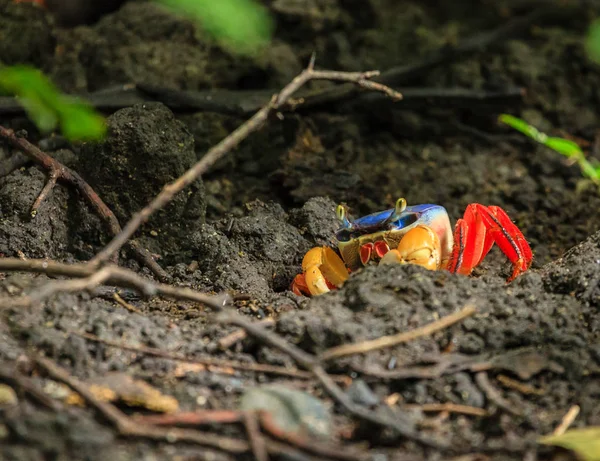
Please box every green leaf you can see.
[156,0,273,55]
[585,19,600,64]
[60,103,106,141]
[0,65,106,141]
[499,114,547,143]
[580,159,600,183]
[544,137,583,158]
[540,427,600,461]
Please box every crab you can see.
[291,198,532,296]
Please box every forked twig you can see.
[92,58,402,265]
[0,126,167,281]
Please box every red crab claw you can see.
[359,241,391,266]
[448,204,532,282]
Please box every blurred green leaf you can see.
[585,19,600,64]
[60,103,107,141]
[544,137,583,158]
[156,0,273,55]
[0,66,106,141]
[499,114,547,143]
[499,113,600,184]
[540,427,600,461]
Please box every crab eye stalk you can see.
[383,197,407,227]
[336,204,352,229]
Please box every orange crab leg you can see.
[449,204,532,282]
[290,247,349,296]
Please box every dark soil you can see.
[1,1,600,460]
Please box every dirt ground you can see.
[1,0,600,460]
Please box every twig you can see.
[259,412,365,461]
[113,292,142,314]
[401,403,488,417]
[475,372,522,416]
[91,59,402,265]
[245,411,269,461]
[134,410,245,426]
[30,168,58,216]
[552,405,580,436]
[0,126,167,281]
[320,305,476,361]
[218,318,275,350]
[0,258,227,311]
[218,311,450,449]
[293,8,559,110]
[496,374,545,396]
[34,355,250,453]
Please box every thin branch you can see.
[30,168,58,216]
[259,412,365,461]
[320,305,476,361]
[475,372,522,416]
[298,7,562,110]
[112,292,143,314]
[218,311,450,450]
[552,405,580,436]
[401,403,488,417]
[218,318,275,350]
[91,64,402,265]
[0,258,228,311]
[245,411,269,461]
[34,355,250,454]
[496,374,545,396]
[133,410,245,426]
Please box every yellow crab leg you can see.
[302,247,349,296]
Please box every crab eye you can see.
[395,213,418,229]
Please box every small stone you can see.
[0,384,18,407]
[347,379,380,407]
[241,385,331,439]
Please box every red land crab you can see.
[291,198,533,296]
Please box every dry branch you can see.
[320,305,476,361]
[91,58,402,265]
[0,258,227,311]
